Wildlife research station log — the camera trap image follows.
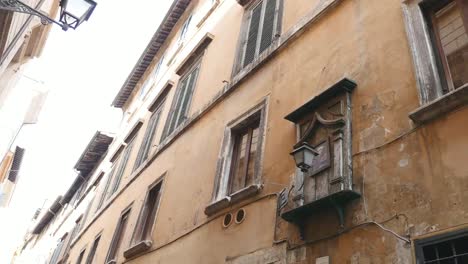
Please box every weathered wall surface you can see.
[60,0,468,263]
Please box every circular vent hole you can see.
[223,213,233,228]
[235,208,246,224]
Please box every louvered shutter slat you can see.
[177,66,200,127]
[8,147,25,183]
[243,4,262,67]
[259,0,277,53]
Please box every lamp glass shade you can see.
[59,0,96,29]
[290,142,318,172]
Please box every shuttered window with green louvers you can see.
[241,0,281,69]
[163,59,201,139]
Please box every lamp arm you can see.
[0,0,67,30]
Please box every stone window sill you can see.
[123,240,152,259]
[204,184,262,216]
[409,84,468,124]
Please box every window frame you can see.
[84,232,101,264]
[233,0,283,75]
[421,0,468,93]
[402,0,468,105]
[228,118,261,195]
[106,205,132,263]
[211,100,268,202]
[75,246,86,264]
[133,98,166,171]
[130,175,165,246]
[414,228,468,264]
[162,55,203,139]
[109,132,139,196]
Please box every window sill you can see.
[123,240,152,259]
[409,84,468,124]
[204,184,262,216]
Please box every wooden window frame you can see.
[228,119,261,195]
[178,14,192,44]
[162,56,203,139]
[129,175,165,249]
[106,205,132,263]
[133,99,166,171]
[84,232,101,264]
[421,0,468,93]
[211,99,268,202]
[140,54,166,99]
[109,133,139,196]
[75,246,86,264]
[233,0,283,75]
[96,158,119,210]
[403,0,468,103]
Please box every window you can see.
[133,101,165,171]
[109,134,138,196]
[236,0,282,72]
[229,119,260,194]
[415,229,468,263]
[84,234,101,264]
[132,180,163,244]
[49,234,67,264]
[178,15,192,44]
[96,161,119,211]
[163,58,201,138]
[106,207,131,263]
[140,54,165,99]
[69,216,83,243]
[75,248,86,264]
[422,0,468,93]
[206,101,267,215]
[403,0,468,122]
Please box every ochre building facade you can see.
[15,0,468,263]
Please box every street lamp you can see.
[0,0,97,31]
[290,142,318,172]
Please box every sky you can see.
[0,0,172,261]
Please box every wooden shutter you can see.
[111,137,136,194]
[134,109,162,170]
[243,4,262,67]
[7,147,25,183]
[176,65,200,128]
[259,0,277,53]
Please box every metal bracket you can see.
[0,0,66,29]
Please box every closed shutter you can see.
[7,147,25,183]
[134,108,162,170]
[111,137,136,194]
[166,77,189,135]
[243,4,262,67]
[176,65,200,128]
[164,60,201,138]
[259,0,277,53]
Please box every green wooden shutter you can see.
[176,65,200,127]
[243,4,262,67]
[259,0,277,53]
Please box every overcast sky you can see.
[0,0,172,261]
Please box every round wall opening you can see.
[223,213,233,228]
[235,208,246,224]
